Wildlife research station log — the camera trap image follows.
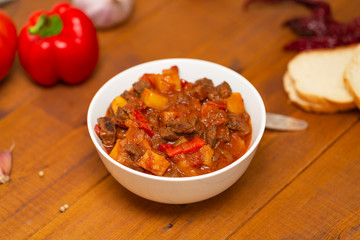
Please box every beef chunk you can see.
[121,90,132,100]
[129,163,147,173]
[217,126,230,143]
[124,144,143,161]
[176,93,190,105]
[190,78,216,101]
[227,112,251,136]
[166,117,196,134]
[216,81,232,98]
[159,127,179,141]
[207,89,220,101]
[172,122,196,134]
[196,78,214,89]
[115,107,129,127]
[123,96,147,115]
[201,104,229,126]
[97,117,116,148]
[190,84,208,101]
[205,125,230,148]
[133,79,152,97]
[206,125,217,147]
[146,110,160,127]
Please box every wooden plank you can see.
[229,120,360,239]
[25,113,359,239]
[1,0,360,239]
[0,125,108,239]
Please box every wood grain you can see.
[0,0,360,239]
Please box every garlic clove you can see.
[0,142,14,184]
[73,0,134,29]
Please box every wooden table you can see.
[1,0,360,239]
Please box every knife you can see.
[265,112,308,131]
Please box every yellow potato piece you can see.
[137,150,170,176]
[141,88,169,110]
[225,92,245,115]
[111,96,127,114]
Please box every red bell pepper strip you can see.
[94,124,101,137]
[207,101,227,110]
[18,2,99,86]
[132,109,154,137]
[166,138,205,157]
[180,79,189,88]
[0,10,17,81]
[141,74,156,88]
[158,143,174,152]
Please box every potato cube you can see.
[141,88,168,110]
[201,145,214,166]
[225,93,245,115]
[137,150,170,176]
[154,73,181,92]
[111,96,127,114]
[109,139,127,164]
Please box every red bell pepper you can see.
[158,143,173,152]
[132,109,154,137]
[0,10,17,81]
[206,100,227,110]
[18,2,99,86]
[166,138,205,157]
[94,124,101,138]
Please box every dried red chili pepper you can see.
[245,0,360,51]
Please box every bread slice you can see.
[287,45,357,111]
[283,71,341,113]
[344,45,360,109]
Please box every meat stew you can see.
[95,66,252,177]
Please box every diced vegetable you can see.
[158,143,173,152]
[225,92,245,115]
[201,145,214,166]
[141,88,169,110]
[152,66,181,92]
[224,133,246,159]
[162,65,179,75]
[207,100,227,110]
[173,136,188,146]
[132,109,154,137]
[166,146,183,157]
[140,139,152,150]
[137,150,170,176]
[109,139,126,163]
[94,124,101,137]
[166,138,205,157]
[153,75,181,92]
[140,73,156,88]
[111,96,127,114]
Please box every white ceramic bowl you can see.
[87,58,266,204]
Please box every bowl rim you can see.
[87,58,266,182]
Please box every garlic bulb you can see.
[0,142,14,184]
[73,0,134,29]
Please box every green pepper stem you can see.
[28,14,63,38]
[28,15,47,35]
